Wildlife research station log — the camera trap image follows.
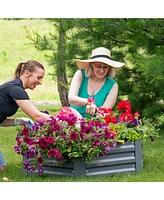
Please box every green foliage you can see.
[23,18,164,120]
[125,52,164,121]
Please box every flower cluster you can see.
[14,100,158,175]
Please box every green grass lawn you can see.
[0,105,163,182]
[0,19,59,102]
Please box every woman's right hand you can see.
[86,103,97,116]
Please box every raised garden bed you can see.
[23,140,143,176]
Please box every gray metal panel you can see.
[86,152,135,167]
[86,167,136,176]
[134,140,143,172]
[22,140,143,176]
[73,158,86,176]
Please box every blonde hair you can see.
[85,63,116,79]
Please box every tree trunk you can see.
[57,19,69,106]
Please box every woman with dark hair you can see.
[0,60,52,171]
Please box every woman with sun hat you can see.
[68,47,124,119]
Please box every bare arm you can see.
[68,70,88,106]
[15,99,51,122]
[103,83,118,108]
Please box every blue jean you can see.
[0,150,6,166]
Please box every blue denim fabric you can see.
[0,151,6,166]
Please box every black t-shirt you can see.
[0,78,30,123]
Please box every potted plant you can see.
[14,100,158,176]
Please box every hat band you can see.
[91,54,111,59]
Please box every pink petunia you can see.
[22,127,30,135]
[38,138,49,149]
[48,149,61,158]
[70,131,78,140]
[44,136,55,144]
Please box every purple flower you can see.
[37,120,45,127]
[150,136,154,142]
[131,119,140,126]
[14,146,21,154]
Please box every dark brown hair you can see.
[14,60,45,79]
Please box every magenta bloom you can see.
[48,149,61,158]
[57,156,64,162]
[95,141,101,146]
[23,136,34,145]
[70,131,78,140]
[37,157,43,164]
[44,136,55,144]
[104,128,111,138]
[102,141,107,146]
[105,146,112,151]
[62,133,66,140]
[37,120,45,126]
[38,138,49,149]
[102,151,107,156]
[68,141,72,146]
[67,114,77,126]
[14,146,20,154]
[22,127,30,135]
[52,123,60,131]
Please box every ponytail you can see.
[14,62,24,79]
[13,60,44,79]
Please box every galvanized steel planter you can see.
[23,140,143,176]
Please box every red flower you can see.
[119,112,134,122]
[134,112,140,118]
[104,115,117,124]
[97,107,113,117]
[87,97,95,105]
[117,100,132,113]
[57,107,74,116]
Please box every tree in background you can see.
[26,18,74,106]
[26,18,164,125]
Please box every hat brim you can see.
[77,57,124,70]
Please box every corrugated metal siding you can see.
[85,141,141,176]
[23,140,143,176]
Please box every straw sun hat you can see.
[77,47,124,70]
